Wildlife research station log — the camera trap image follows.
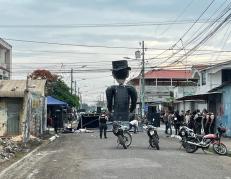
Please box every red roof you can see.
[143,69,192,79]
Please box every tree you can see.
[53,79,80,107]
[30,69,80,108]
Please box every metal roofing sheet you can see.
[0,80,46,97]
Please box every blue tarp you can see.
[47,96,68,106]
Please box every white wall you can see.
[0,49,6,64]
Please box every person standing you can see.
[194,109,203,134]
[163,111,169,134]
[173,111,181,135]
[99,112,108,139]
[53,115,58,134]
[167,112,173,135]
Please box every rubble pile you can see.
[0,138,22,162]
[0,135,42,162]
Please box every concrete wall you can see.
[174,86,197,99]
[30,94,45,137]
[175,101,207,113]
[136,85,172,103]
[0,100,7,136]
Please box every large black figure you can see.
[106,60,137,149]
[106,60,137,121]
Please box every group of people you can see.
[162,109,216,135]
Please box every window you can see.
[201,71,206,85]
[222,69,231,83]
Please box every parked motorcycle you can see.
[185,126,227,155]
[178,125,195,148]
[143,124,160,150]
[112,121,132,149]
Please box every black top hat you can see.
[112,60,131,71]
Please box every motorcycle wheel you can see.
[149,137,160,150]
[185,139,198,153]
[213,143,227,155]
[117,135,127,149]
[181,137,188,148]
[123,131,132,148]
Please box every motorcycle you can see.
[178,125,195,149]
[185,126,227,155]
[143,124,160,150]
[112,121,132,149]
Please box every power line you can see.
[0,18,229,28]
[161,0,195,35]
[3,38,138,49]
[172,9,231,65]
[148,0,216,63]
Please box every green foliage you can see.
[30,69,80,107]
[52,79,80,107]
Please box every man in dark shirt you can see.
[99,112,108,139]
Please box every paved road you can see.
[0,130,231,179]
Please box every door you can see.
[7,99,21,135]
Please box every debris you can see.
[0,135,42,163]
[0,138,22,162]
[49,136,56,142]
[77,128,94,133]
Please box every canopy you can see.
[47,96,68,106]
[176,92,221,101]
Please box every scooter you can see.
[143,124,160,150]
[185,126,227,155]
[112,121,132,149]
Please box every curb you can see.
[0,135,56,177]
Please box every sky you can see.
[0,0,231,105]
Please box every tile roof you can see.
[143,69,192,79]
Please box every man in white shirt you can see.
[129,119,138,133]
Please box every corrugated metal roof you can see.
[144,69,192,79]
[0,38,12,49]
[0,80,46,97]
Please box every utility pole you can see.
[71,68,73,94]
[23,75,30,145]
[141,41,145,118]
[74,80,77,96]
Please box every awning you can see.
[176,92,221,101]
[47,96,68,106]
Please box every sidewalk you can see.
[222,137,231,153]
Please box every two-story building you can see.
[0,38,12,80]
[128,69,197,114]
[176,60,231,136]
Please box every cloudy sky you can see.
[0,0,231,104]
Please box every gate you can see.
[7,99,22,135]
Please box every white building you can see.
[128,69,197,113]
[0,38,12,80]
[192,61,231,94]
[176,60,231,113]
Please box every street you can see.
[0,130,230,179]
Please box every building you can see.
[0,80,46,137]
[128,69,197,113]
[176,60,231,136]
[0,38,12,80]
